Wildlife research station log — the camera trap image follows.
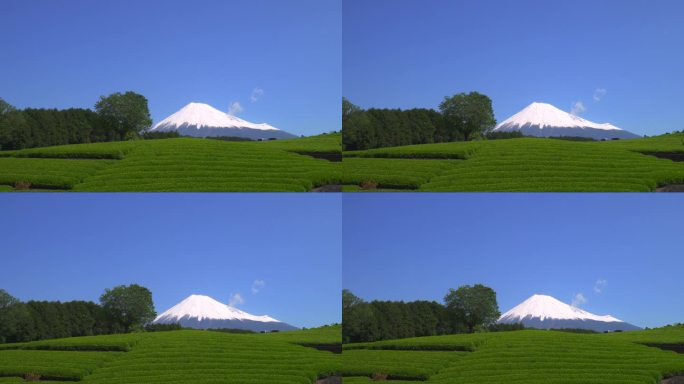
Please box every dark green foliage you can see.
[144,323,183,332]
[342,291,455,344]
[439,92,496,141]
[550,136,597,142]
[206,328,257,334]
[0,295,116,344]
[343,107,444,150]
[140,131,180,140]
[204,136,254,142]
[487,322,525,332]
[444,284,500,333]
[485,130,524,140]
[99,284,155,333]
[0,93,152,150]
[94,92,152,140]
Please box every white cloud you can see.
[594,279,607,294]
[251,279,265,295]
[228,293,244,307]
[570,101,586,116]
[228,101,243,116]
[251,88,264,103]
[571,293,587,308]
[593,88,607,102]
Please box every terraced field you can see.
[0,326,341,383]
[343,133,684,191]
[0,134,341,192]
[342,328,684,383]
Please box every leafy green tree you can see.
[0,289,18,309]
[343,289,363,312]
[100,284,156,333]
[342,97,361,123]
[444,284,500,333]
[95,91,152,140]
[439,92,496,141]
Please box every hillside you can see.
[342,327,684,383]
[0,134,341,192]
[342,133,684,191]
[0,326,341,383]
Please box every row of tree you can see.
[342,284,501,343]
[0,92,152,150]
[342,92,498,150]
[0,285,156,343]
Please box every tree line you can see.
[342,92,511,150]
[0,92,152,150]
[343,284,508,343]
[0,285,155,343]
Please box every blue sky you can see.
[343,194,684,328]
[343,0,684,136]
[0,194,341,328]
[0,0,341,136]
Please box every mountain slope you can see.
[150,102,296,140]
[153,294,298,332]
[494,102,640,140]
[498,294,641,332]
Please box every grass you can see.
[0,135,340,192]
[0,327,340,383]
[343,134,684,191]
[341,328,684,383]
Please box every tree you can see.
[0,289,18,310]
[0,98,16,116]
[342,289,363,312]
[443,284,500,333]
[100,284,156,333]
[439,92,496,141]
[95,92,152,140]
[342,97,361,123]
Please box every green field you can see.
[343,133,684,191]
[0,326,341,383]
[342,327,684,383]
[0,134,341,192]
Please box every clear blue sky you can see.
[343,0,684,136]
[0,194,341,328]
[343,194,684,328]
[1,0,341,136]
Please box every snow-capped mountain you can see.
[153,294,298,332]
[493,102,640,140]
[149,102,296,140]
[498,294,640,332]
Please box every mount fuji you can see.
[152,294,298,332]
[493,102,640,140]
[497,294,641,332]
[149,102,297,140]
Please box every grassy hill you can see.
[342,327,684,383]
[0,133,341,192]
[0,325,341,383]
[343,133,684,191]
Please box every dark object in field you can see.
[23,373,41,381]
[312,184,342,192]
[661,376,684,384]
[641,152,684,162]
[656,184,684,192]
[296,151,342,162]
[14,181,31,190]
[361,181,378,190]
[301,343,342,354]
[371,372,389,381]
[647,343,684,354]
[316,376,342,384]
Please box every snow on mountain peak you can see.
[153,294,279,324]
[151,102,279,131]
[495,102,622,131]
[498,294,622,323]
